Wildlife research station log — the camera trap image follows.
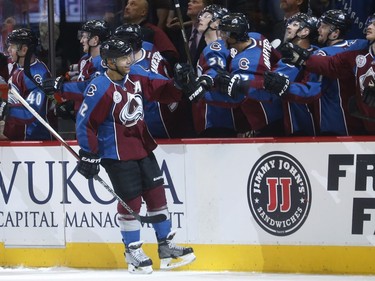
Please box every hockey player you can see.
[209,13,283,137]
[264,13,321,136]
[75,37,195,274]
[0,28,57,141]
[281,10,369,135]
[192,4,247,137]
[113,23,194,138]
[42,20,111,116]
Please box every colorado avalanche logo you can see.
[247,151,311,236]
[86,84,97,97]
[120,92,144,127]
[358,68,375,92]
[356,55,366,68]
[210,41,222,51]
[238,57,250,70]
[33,74,43,85]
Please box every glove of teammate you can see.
[280,42,312,66]
[173,63,196,89]
[0,98,8,120]
[42,76,65,96]
[263,71,290,97]
[55,100,75,120]
[77,149,100,179]
[214,70,249,99]
[362,85,375,107]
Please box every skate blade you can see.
[128,264,153,274]
[160,253,196,270]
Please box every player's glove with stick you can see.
[214,70,249,99]
[263,71,290,97]
[280,42,312,66]
[42,76,65,96]
[0,98,8,120]
[77,149,101,179]
[362,85,375,107]
[173,63,196,89]
[174,63,209,102]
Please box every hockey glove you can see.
[77,149,100,179]
[362,85,375,107]
[42,76,65,96]
[55,100,75,120]
[0,98,8,120]
[263,71,290,97]
[214,70,248,99]
[280,42,311,66]
[173,63,196,89]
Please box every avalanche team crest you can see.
[247,151,311,236]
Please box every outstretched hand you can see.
[280,42,312,66]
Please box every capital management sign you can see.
[247,151,312,236]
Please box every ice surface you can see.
[0,267,375,281]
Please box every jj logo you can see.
[247,151,311,236]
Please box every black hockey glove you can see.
[173,63,196,89]
[77,149,100,179]
[55,100,75,120]
[0,98,8,120]
[280,42,311,66]
[263,71,290,97]
[214,70,249,99]
[362,85,375,107]
[42,76,65,96]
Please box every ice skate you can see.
[125,241,153,274]
[158,230,196,270]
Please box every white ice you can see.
[0,267,375,281]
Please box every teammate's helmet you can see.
[198,4,228,23]
[80,20,111,42]
[288,13,318,38]
[6,28,38,49]
[319,10,351,35]
[114,23,143,52]
[219,13,250,42]
[100,37,133,61]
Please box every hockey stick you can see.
[9,85,167,224]
[173,0,193,65]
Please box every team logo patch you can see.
[247,151,311,236]
[210,41,222,51]
[239,58,250,70]
[356,55,366,68]
[113,91,122,103]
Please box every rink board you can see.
[1,137,375,274]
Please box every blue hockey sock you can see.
[152,219,171,240]
[121,230,140,248]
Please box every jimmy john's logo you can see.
[247,151,311,236]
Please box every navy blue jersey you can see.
[5,59,57,140]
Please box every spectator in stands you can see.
[167,0,213,67]
[123,0,179,67]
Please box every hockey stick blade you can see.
[9,85,167,224]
